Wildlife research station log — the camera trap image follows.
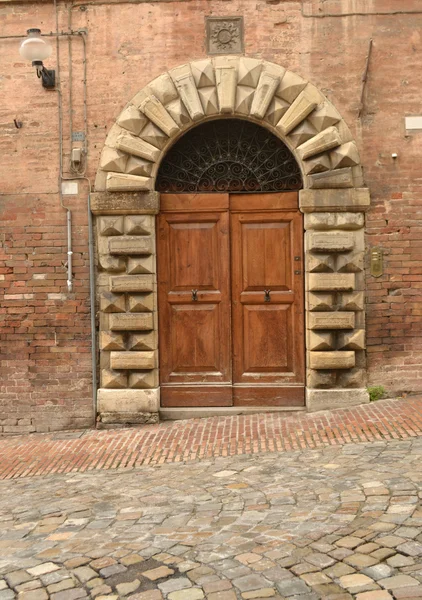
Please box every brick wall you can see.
[1,0,422,431]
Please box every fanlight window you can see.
[156,119,302,193]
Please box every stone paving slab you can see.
[0,436,422,599]
[1,398,422,479]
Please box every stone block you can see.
[110,351,157,370]
[309,312,355,330]
[337,368,366,388]
[125,215,154,235]
[191,58,215,88]
[308,273,355,292]
[307,253,335,273]
[303,153,331,175]
[99,332,125,351]
[265,95,289,125]
[148,72,179,105]
[127,331,157,351]
[97,388,160,413]
[198,87,219,116]
[125,156,154,177]
[340,292,365,311]
[116,132,160,162]
[336,212,365,229]
[90,191,160,216]
[98,216,124,236]
[100,348,111,368]
[288,121,317,147]
[117,104,148,135]
[304,212,364,230]
[98,253,125,273]
[128,293,154,313]
[106,173,153,192]
[299,188,370,213]
[307,369,337,389]
[309,167,354,189]
[109,236,154,255]
[277,87,319,135]
[308,292,334,311]
[140,121,168,149]
[101,369,128,389]
[276,70,307,103]
[309,351,355,370]
[171,65,205,121]
[109,313,154,331]
[306,389,370,412]
[166,97,192,127]
[129,370,159,389]
[235,85,255,115]
[238,56,263,88]
[215,56,238,113]
[308,331,335,351]
[338,329,366,350]
[100,292,126,313]
[139,95,179,136]
[308,102,341,131]
[330,141,360,169]
[337,251,364,273]
[100,147,128,173]
[100,412,159,424]
[354,311,366,329]
[127,256,155,274]
[250,71,280,119]
[298,126,342,160]
[308,232,355,253]
[110,275,154,292]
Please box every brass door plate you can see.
[370,247,383,277]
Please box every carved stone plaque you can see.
[206,17,244,55]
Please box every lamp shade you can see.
[19,29,52,62]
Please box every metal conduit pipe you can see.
[88,193,98,423]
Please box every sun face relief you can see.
[206,17,244,55]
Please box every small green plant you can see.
[367,385,386,402]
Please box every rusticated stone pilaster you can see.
[95,193,159,425]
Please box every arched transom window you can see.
[156,119,303,193]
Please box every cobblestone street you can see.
[1,418,422,599]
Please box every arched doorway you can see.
[92,56,371,424]
[156,119,305,407]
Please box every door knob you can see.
[264,289,271,302]
[191,289,198,301]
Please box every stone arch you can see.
[95,57,363,192]
[92,57,371,425]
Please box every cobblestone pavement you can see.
[1,398,422,479]
[1,438,422,600]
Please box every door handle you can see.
[264,289,271,302]
[191,289,198,301]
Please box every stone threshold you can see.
[160,406,306,420]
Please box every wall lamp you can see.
[19,29,55,89]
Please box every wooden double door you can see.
[157,192,305,407]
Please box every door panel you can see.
[241,221,292,291]
[231,208,305,405]
[169,221,219,291]
[157,200,232,407]
[170,304,222,373]
[243,304,291,373]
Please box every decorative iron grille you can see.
[156,119,302,193]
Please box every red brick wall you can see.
[1,0,422,431]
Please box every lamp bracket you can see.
[32,60,56,89]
